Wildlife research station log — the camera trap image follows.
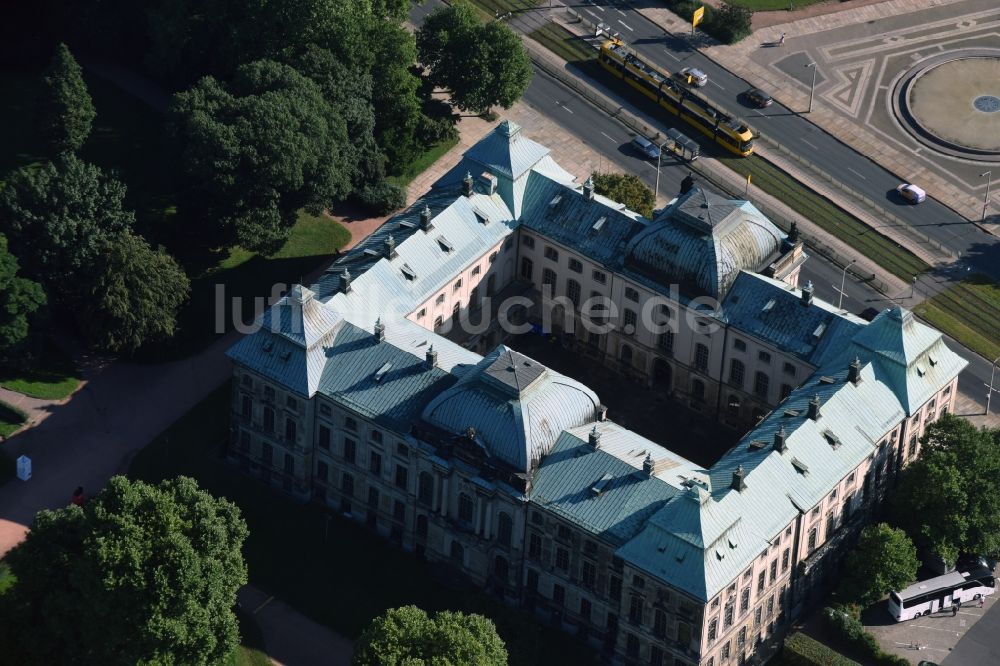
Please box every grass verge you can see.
[0,401,28,439]
[728,0,827,10]
[129,382,598,666]
[717,154,929,281]
[0,346,81,400]
[914,275,1000,360]
[468,0,543,17]
[388,136,459,189]
[226,609,271,666]
[528,23,597,64]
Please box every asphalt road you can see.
[409,2,999,417]
[572,0,1000,280]
[943,596,1000,665]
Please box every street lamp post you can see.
[981,170,992,222]
[805,62,817,113]
[654,139,670,202]
[838,259,856,310]
[988,354,1000,416]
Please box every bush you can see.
[417,111,458,148]
[664,0,752,45]
[822,605,910,666]
[781,632,859,666]
[359,181,407,216]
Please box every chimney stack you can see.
[374,316,385,342]
[643,453,655,478]
[800,280,814,307]
[588,425,601,449]
[583,175,595,201]
[596,404,608,422]
[731,465,746,492]
[462,171,474,197]
[773,425,787,453]
[808,394,821,421]
[848,357,861,385]
[425,344,438,369]
[384,234,396,259]
[339,269,352,294]
[420,205,433,232]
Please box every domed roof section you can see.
[624,188,786,298]
[421,346,601,474]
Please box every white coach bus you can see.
[888,567,995,621]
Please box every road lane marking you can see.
[253,596,274,614]
[618,20,633,31]
[754,110,766,117]
[847,167,867,180]
[601,131,617,142]
[801,139,819,150]
[709,80,725,91]
[560,103,574,114]
[586,9,602,21]
[618,9,627,16]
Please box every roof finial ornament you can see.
[588,425,601,449]
[643,453,655,477]
[462,171,474,197]
[374,316,385,342]
[583,175,595,201]
[731,464,746,492]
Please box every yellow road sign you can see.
[693,6,705,28]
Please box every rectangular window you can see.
[781,548,790,572]
[754,372,770,399]
[724,603,734,628]
[780,384,793,400]
[757,571,765,594]
[695,344,709,372]
[629,595,643,625]
[580,597,591,620]
[568,258,583,273]
[653,608,666,637]
[343,438,356,464]
[317,460,328,482]
[241,395,252,419]
[542,268,556,286]
[626,633,639,658]
[416,308,426,319]
[658,331,674,353]
[520,257,533,280]
[623,309,637,335]
[264,386,275,401]
[740,587,750,614]
[528,533,542,559]
[708,618,718,642]
[755,606,762,628]
[284,418,296,443]
[318,425,331,450]
[319,404,332,416]
[592,269,607,284]
[393,500,405,522]
[769,560,777,583]
[522,235,535,249]
[555,547,569,570]
[609,576,622,601]
[394,465,408,489]
[624,287,639,302]
[345,417,357,431]
[767,595,774,616]
[758,350,772,363]
[566,279,581,308]
[526,568,539,592]
[544,246,559,261]
[783,362,796,377]
[582,560,596,588]
[458,494,475,524]
[369,452,382,476]
[368,486,379,508]
[263,407,275,433]
[370,430,382,444]
[283,453,294,474]
[553,583,565,607]
[286,396,297,411]
[734,338,747,352]
[471,265,481,276]
[396,442,409,458]
[729,359,745,387]
[435,293,445,305]
[453,279,462,292]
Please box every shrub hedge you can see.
[781,632,860,666]
[822,606,910,666]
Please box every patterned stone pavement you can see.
[698,0,1000,227]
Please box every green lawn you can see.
[388,136,459,189]
[467,0,543,17]
[227,610,271,666]
[129,382,598,666]
[0,345,81,400]
[0,401,28,439]
[915,275,1000,361]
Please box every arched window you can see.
[450,540,464,563]
[729,359,745,387]
[497,512,513,547]
[494,555,509,581]
[418,472,434,506]
[620,343,633,366]
[566,279,581,308]
[694,344,709,371]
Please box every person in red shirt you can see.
[71,486,85,507]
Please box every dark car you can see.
[957,553,997,573]
[744,88,773,108]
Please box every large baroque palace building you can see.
[226,121,965,665]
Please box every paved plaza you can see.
[704,0,1000,226]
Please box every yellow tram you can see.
[599,39,754,157]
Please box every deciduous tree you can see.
[353,605,507,666]
[80,230,190,353]
[891,414,1000,565]
[0,153,133,289]
[168,59,352,253]
[592,172,656,218]
[0,476,248,665]
[417,1,532,115]
[0,234,46,358]
[36,43,96,154]
[838,523,919,607]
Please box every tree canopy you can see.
[36,43,95,154]
[168,59,353,253]
[0,234,46,358]
[417,1,532,114]
[80,230,190,353]
[0,152,133,289]
[0,476,248,666]
[891,414,1000,564]
[838,523,919,607]
[592,172,656,218]
[353,605,508,666]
